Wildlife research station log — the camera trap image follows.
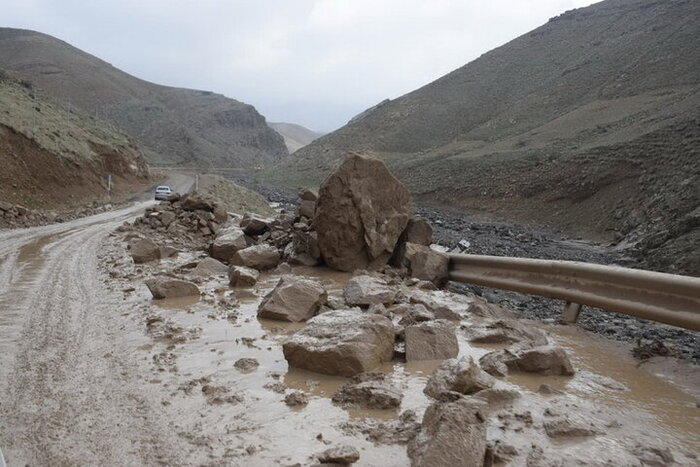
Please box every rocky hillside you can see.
[0,69,150,210]
[0,28,288,168]
[269,122,323,153]
[264,0,700,275]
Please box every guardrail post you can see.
[561,301,583,323]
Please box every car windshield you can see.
[156,186,171,191]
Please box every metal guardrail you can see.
[448,254,700,331]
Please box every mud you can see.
[1,176,698,466]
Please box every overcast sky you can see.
[4,0,598,132]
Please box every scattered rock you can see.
[228,265,260,287]
[401,216,433,246]
[283,310,394,377]
[146,277,200,299]
[193,257,228,277]
[240,212,272,235]
[258,275,327,322]
[299,188,318,202]
[231,244,280,270]
[284,390,309,407]
[479,345,575,376]
[404,320,458,361]
[209,226,247,262]
[394,243,449,287]
[332,372,403,409]
[543,417,599,438]
[469,319,548,346]
[129,237,161,263]
[407,398,487,467]
[314,153,411,271]
[233,357,259,373]
[344,274,398,306]
[317,445,360,465]
[424,357,495,401]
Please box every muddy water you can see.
[129,260,700,465]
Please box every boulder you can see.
[396,303,435,326]
[402,217,433,246]
[209,226,247,262]
[299,199,316,219]
[314,153,411,271]
[289,229,322,266]
[317,445,360,465]
[283,310,394,377]
[479,345,575,377]
[240,212,272,235]
[146,278,200,299]
[284,391,309,407]
[228,266,259,287]
[193,257,228,277]
[129,237,161,263]
[332,372,403,409]
[231,244,280,270]
[160,210,176,226]
[257,276,327,322]
[299,188,318,202]
[404,321,458,361]
[468,320,548,346]
[344,274,398,306]
[397,243,449,287]
[424,357,495,401]
[407,398,487,467]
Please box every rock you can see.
[193,257,228,277]
[283,310,394,377]
[284,390,309,407]
[299,188,318,201]
[407,398,487,467]
[258,276,327,322]
[228,266,260,287]
[299,199,316,219]
[404,321,458,361]
[233,357,259,373]
[314,153,411,271]
[344,274,398,306]
[397,243,449,287]
[424,357,495,401]
[332,372,403,409]
[209,226,247,262]
[512,346,575,376]
[274,262,293,274]
[402,217,433,246]
[469,320,548,346]
[479,346,575,376]
[473,388,521,407]
[289,229,322,266]
[397,304,435,326]
[317,445,360,465]
[543,417,599,438]
[631,445,675,466]
[537,384,564,395]
[160,210,176,226]
[146,278,200,299]
[129,237,161,263]
[240,212,272,235]
[231,244,280,270]
[160,246,179,258]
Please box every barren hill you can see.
[0,69,150,208]
[269,122,323,153]
[0,28,288,168]
[265,0,700,275]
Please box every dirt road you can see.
[0,174,192,466]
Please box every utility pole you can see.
[195,173,199,193]
[32,91,37,136]
[107,174,112,202]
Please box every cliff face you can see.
[0,28,288,168]
[0,71,151,208]
[264,0,700,275]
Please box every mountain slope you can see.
[0,28,288,168]
[0,70,150,208]
[264,0,700,274]
[269,122,323,153]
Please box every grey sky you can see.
[4,0,598,132]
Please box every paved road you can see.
[0,174,192,466]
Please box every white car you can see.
[154,185,172,200]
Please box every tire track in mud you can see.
[0,199,189,466]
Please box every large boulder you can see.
[314,153,411,271]
[146,278,200,299]
[479,345,575,377]
[240,212,272,235]
[209,226,247,262]
[424,357,495,401]
[230,244,280,270]
[344,274,398,306]
[283,310,394,377]
[397,243,449,287]
[257,276,327,322]
[402,217,433,246]
[404,321,459,361]
[129,237,161,263]
[407,398,487,467]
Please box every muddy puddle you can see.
[123,260,700,465]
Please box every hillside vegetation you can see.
[0,70,150,208]
[264,0,700,275]
[0,28,288,168]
